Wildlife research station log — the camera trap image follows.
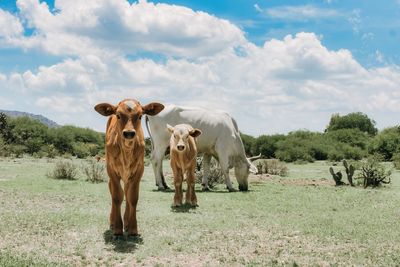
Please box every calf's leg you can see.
[186,166,197,206]
[202,154,211,191]
[108,176,124,235]
[172,167,183,207]
[126,180,140,236]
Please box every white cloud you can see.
[375,50,385,64]
[2,31,400,134]
[348,9,362,34]
[254,4,263,13]
[264,5,339,21]
[35,95,85,113]
[0,9,24,43]
[1,1,400,134]
[13,0,245,58]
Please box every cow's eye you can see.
[139,115,142,120]
[116,114,121,119]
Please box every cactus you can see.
[329,167,345,186]
[343,160,355,186]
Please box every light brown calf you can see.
[167,124,202,207]
[95,99,164,236]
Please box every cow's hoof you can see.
[238,184,248,191]
[202,187,210,192]
[227,187,237,192]
[128,234,142,241]
[113,234,124,241]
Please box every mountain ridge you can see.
[0,109,60,128]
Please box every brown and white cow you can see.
[167,124,201,207]
[94,99,164,236]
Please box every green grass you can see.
[0,157,399,266]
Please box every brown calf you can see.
[95,99,164,236]
[167,124,202,207]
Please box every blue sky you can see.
[0,0,399,135]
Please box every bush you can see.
[327,143,365,161]
[195,157,224,188]
[8,144,26,158]
[369,126,400,160]
[325,128,369,149]
[356,154,391,188]
[392,152,400,170]
[0,136,10,157]
[42,144,58,158]
[82,159,106,183]
[240,133,256,156]
[252,134,285,158]
[256,159,288,176]
[72,142,91,159]
[47,160,78,180]
[275,130,330,162]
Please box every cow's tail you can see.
[145,115,154,152]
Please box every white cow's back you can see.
[147,105,243,156]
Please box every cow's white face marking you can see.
[125,101,136,110]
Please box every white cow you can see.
[145,104,259,192]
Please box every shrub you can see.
[256,159,288,176]
[392,152,400,170]
[0,136,10,157]
[195,157,224,188]
[41,144,58,158]
[325,128,369,149]
[275,130,330,162]
[72,142,91,159]
[8,144,26,158]
[240,133,256,156]
[47,160,78,180]
[357,154,391,188]
[252,134,285,158]
[327,143,365,161]
[369,126,400,160]
[82,159,106,183]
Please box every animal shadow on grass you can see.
[171,203,197,213]
[152,188,174,193]
[103,230,143,253]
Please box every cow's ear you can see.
[143,102,164,116]
[189,128,202,138]
[94,103,116,116]
[167,124,174,134]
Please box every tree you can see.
[0,112,12,142]
[8,116,49,154]
[252,134,285,158]
[369,126,400,160]
[325,112,378,135]
[240,133,256,156]
[275,130,329,162]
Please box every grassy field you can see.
[0,157,399,266]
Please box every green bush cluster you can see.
[241,112,400,163]
[0,113,104,158]
[47,159,78,180]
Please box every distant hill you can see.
[0,110,60,128]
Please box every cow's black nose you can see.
[177,145,185,151]
[123,130,136,139]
